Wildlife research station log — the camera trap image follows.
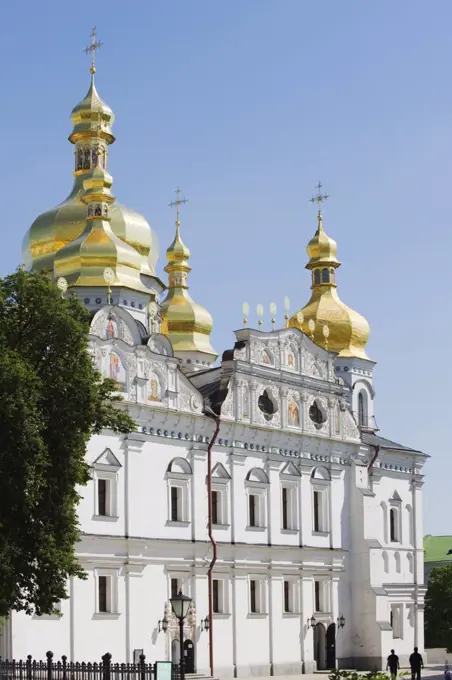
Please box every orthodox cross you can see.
[169,187,188,226]
[84,26,103,75]
[310,181,329,215]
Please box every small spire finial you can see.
[84,26,103,76]
[242,302,250,328]
[309,181,329,216]
[169,187,188,227]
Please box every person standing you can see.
[409,647,424,680]
[387,650,400,679]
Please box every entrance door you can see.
[326,623,336,669]
[313,623,326,671]
[171,639,179,665]
[184,639,195,674]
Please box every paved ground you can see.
[218,666,447,680]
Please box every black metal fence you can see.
[0,653,180,680]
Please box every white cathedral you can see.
[1,46,427,678]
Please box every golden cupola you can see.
[289,185,370,360]
[160,191,217,369]
[22,30,158,282]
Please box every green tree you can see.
[425,564,452,651]
[0,268,135,617]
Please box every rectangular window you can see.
[314,580,321,612]
[171,486,180,522]
[249,494,258,527]
[98,479,108,516]
[282,488,289,530]
[212,490,219,525]
[284,580,291,613]
[250,579,257,613]
[213,579,220,613]
[313,490,322,532]
[171,578,179,599]
[98,575,110,613]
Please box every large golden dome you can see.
[289,210,370,360]
[160,209,217,364]
[22,72,158,279]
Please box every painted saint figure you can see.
[288,399,300,426]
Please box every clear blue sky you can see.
[1,0,449,534]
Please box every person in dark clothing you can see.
[387,650,400,679]
[409,647,424,680]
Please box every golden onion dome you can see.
[289,210,371,360]
[160,216,217,364]
[22,72,158,279]
[54,165,147,292]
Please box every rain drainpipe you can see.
[207,415,221,679]
[367,445,380,473]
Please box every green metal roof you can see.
[424,535,452,564]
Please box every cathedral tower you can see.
[160,189,217,371]
[289,183,376,430]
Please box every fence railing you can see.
[0,653,180,680]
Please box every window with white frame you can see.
[311,467,330,534]
[249,578,266,614]
[92,448,121,520]
[210,463,231,526]
[314,579,328,612]
[95,570,118,615]
[168,574,190,600]
[283,579,299,614]
[391,604,403,639]
[280,466,299,531]
[167,458,192,524]
[245,468,269,529]
[212,578,228,614]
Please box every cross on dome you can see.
[169,187,188,227]
[310,181,329,215]
[84,26,103,75]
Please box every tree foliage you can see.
[0,269,135,617]
[425,564,452,651]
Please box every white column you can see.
[301,575,315,673]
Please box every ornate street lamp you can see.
[307,615,316,629]
[170,590,192,680]
[158,617,168,633]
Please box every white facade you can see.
[0,308,427,676]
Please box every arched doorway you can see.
[313,623,326,671]
[184,639,195,674]
[171,639,179,665]
[326,623,336,669]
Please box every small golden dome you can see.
[69,74,115,145]
[160,220,217,362]
[22,73,158,279]
[289,210,370,360]
[306,213,340,267]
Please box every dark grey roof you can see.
[188,365,233,418]
[361,431,423,454]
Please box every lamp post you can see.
[170,589,192,680]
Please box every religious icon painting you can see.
[288,399,300,426]
[261,349,272,365]
[148,374,161,402]
[105,316,118,340]
[106,351,126,391]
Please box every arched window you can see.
[314,270,321,285]
[330,268,335,283]
[358,391,368,427]
[258,389,277,422]
[394,552,401,573]
[321,268,329,283]
[309,400,326,428]
[311,467,330,534]
[407,552,414,574]
[167,458,192,524]
[246,468,269,529]
[382,551,389,573]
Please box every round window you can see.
[258,389,277,422]
[309,400,326,428]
